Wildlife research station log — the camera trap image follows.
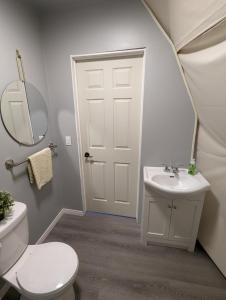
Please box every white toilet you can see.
[0,202,79,300]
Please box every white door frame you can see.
[70,48,146,221]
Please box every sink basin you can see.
[144,167,210,196]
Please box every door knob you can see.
[84,152,93,158]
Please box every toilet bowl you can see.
[0,202,79,300]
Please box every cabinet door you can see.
[169,199,198,242]
[146,198,172,240]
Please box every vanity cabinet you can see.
[169,199,199,242]
[142,186,205,252]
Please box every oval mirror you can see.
[1,80,48,145]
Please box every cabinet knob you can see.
[168,205,172,209]
[173,206,177,210]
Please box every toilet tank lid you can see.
[0,202,27,239]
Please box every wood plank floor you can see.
[4,212,226,300]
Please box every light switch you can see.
[65,136,72,146]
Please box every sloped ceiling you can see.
[145,0,226,50]
[181,18,226,53]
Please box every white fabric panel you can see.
[179,41,226,147]
[196,126,226,275]
[179,41,226,275]
[181,18,226,54]
[144,0,226,275]
[145,0,226,50]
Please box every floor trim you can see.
[36,209,84,244]
[0,208,84,299]
[62,208,85,217]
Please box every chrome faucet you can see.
[171,166,179,174]
[172,163,185,174]
[163,164,171,172]
[163,164,180,174]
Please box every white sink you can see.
[144,167,210,196]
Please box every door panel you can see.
[88,100,105,147]
[76,55,143,217]
[114,163,130,203]
[114,99,131,149]
[113,67,132,87]
[90,162,106,201]
[87,69,104,88]
[147,198,172,239]
[169,199,198,241]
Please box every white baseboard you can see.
[0,208,84,299]
[36,209,64,244]
[62,208,85,216]
[36,208,84,244]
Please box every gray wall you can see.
[0,1,196,288]
[41,0,195,218]
[0,0,196,246]
[0,0,64,243]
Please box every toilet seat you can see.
[16,242,79,299]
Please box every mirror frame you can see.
[0,80,48,146]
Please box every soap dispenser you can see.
[188,158,197,175]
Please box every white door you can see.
[76,55,143,217]
[145,198,172,240]
[169,199,198,241]
[1,80,33,144]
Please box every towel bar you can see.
[5,143,57,170]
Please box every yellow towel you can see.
[27,162,34,184]
[28,148,53,190]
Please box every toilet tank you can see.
[0,202,29,275]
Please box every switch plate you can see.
[65,136,72,146]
